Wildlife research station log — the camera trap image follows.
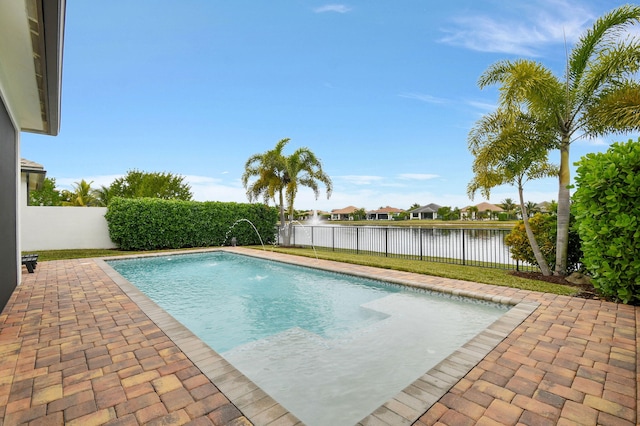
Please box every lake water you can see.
[284,224,527,268]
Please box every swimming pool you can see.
[109,251,511,426]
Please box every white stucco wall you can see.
[21,206,116,251]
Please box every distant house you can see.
[408,203,441,220]
[537,201,552,213]
[461,202,504,220]
[330,206,359,221]
[367,206,404,220]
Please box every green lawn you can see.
[28,245,577,296]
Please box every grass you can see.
[28,246,578,296]
[266,247,577,296]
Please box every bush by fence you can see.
[106,198,278,250]
[505,213,582,274]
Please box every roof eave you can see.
[0,0,65,136]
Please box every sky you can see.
[21,0,639,212]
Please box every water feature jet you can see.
[288,220,319,260]
[223,219,267,251]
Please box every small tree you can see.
[29,177,62,206]
[110,170,193,200]
[353,208,366,221]
[574,138,640,303]
[437,206,451,220]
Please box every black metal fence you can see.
[277,225,536,271]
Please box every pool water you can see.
[110,251,508,426]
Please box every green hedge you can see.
[573,138,640,304]
[105,198,279,250]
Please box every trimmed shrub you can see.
[505,213,582,272]
[105,197,278,250]
[505,213,555,269]
[573,138,640,304]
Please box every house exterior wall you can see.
[21,207,117,251]
[0,98,19,310]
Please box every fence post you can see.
[356,227,359,254]
[462,228,466,266]
[385,227,388,257]
[332,226,335,252]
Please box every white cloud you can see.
[398,173,439,181]
[313,4,352,14]
[185,175,247,203]
[398,92,448,104]
[439,0,593,56]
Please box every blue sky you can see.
[21,0,638,212]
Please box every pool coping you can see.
[97,247,539,425]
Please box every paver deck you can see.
[0,247,637,425]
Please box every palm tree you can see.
[468,110,558,275]
[242,138,332,246]
[525,201,539,218]
[477,5,640,274]
[92,185,113,207]
[466,205,479,220]
[62,179,99,206]
[500,198,517,219]
[243,139,288,235]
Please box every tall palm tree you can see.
[243,139,287,235]
[468,110,558,275]
[478,5,640,274]
[62,179,99,207]
[242,138,332,246]
[282,145,332,241]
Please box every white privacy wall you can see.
[21,206,117,251]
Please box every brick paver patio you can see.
[0,247,637,425]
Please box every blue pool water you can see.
[109,251,508,426]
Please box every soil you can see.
[509,270,602,300]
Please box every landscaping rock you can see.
[565,272,591,286]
